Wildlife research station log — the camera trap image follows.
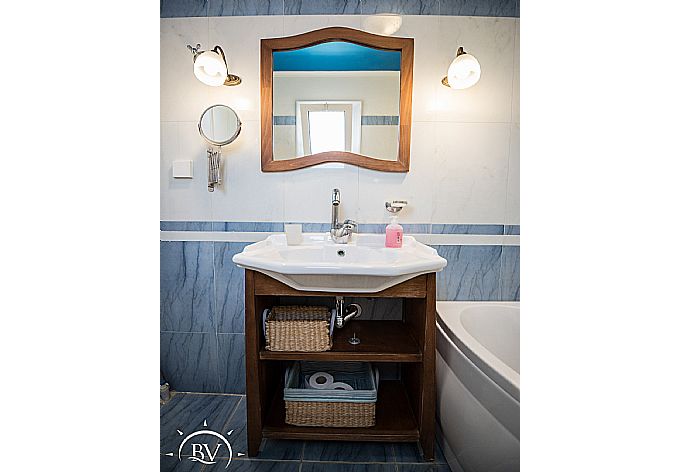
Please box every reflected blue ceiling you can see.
[273,42,401,72]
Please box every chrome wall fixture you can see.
[186,43,241,86]
[442,46,481,90]
[207,149,221,192]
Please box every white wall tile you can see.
[160,15,520,226]
[210,120,285,221]
[284,164,359,223]
[358,121,435,223]
[208,16,284,122]
[160,122,213,220]
[160,19,211,122]
[435,17,516,123]
[512,20,520,123]
[505,124,520,225]
[432,122,511,223]
[392,16,444,122]
[283,15,363,36]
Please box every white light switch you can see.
[172,160,193,178]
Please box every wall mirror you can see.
[261,27,413,172]
[199,104,242,146]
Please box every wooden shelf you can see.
[263,380,419,442]
[259,321,422,362]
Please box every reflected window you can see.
[308,110,346,154]
[296,100,361,156]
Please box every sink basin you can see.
[232,233,447,293]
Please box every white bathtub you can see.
[436,301,520,472]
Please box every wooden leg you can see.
[419,274,437,461]
[402,274,437,461]
[244,270,262,456]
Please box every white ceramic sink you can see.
[232,233,447,293]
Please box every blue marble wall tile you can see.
[361,115,399,125]
[209,0,284,16]
[212,221,284,232]
[362,0,439,15]
[435,245,502,301]
[217,334,246,393]
[161,242,215,332]
[431,224,504,235]
[357,223,429,234]
[504,224,520,235]
[161,0,209,17]
[500,245,520,300]
[160,332,220,392]
[303,441,396,462]
[214,242,249,333]
[273,116,297,125]
[160,221,214,231]
[301,464,397,472]
[440,0,517,17]
[357,224,387,233]
[284,0,361,15]
[296,222,331,232]
[160,393,241,454]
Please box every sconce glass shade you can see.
[362,14,403,35]
[446,52,481,90]
[193,50,228,86]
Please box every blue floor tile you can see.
[205,459,301,471]
[258,439,304,460]
[302,441,395,462]
[221,397,249,455]
[301,463,397,472]
[395,441,447,463]
[160,393,242,455]
[398,464,453,472]
[160,453,204,472]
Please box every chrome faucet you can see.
[335,296,362,329]
[330,188,357,244]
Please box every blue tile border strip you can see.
[273,116,296,126]
[161,221,518,235]
[161,0,519,18]
[362,115,399,126]
[273,115,400,126]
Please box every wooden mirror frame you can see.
[261,27,413,172]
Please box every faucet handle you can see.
[343,219,357,231]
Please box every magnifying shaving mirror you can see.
[198,105,242,192]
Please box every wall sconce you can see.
[441,47,481,90]
[186,43,241,87]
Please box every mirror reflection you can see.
[199,104,242,146]
[272,41,401,162]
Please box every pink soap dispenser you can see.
[385,215,404,248]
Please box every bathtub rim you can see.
[436,301,520,402]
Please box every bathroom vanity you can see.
[242,269,439,460]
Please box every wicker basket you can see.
[284,362,378,428]
[264,306,333,352]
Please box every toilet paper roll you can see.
[331,382,354,391]
[308,372,334,389]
